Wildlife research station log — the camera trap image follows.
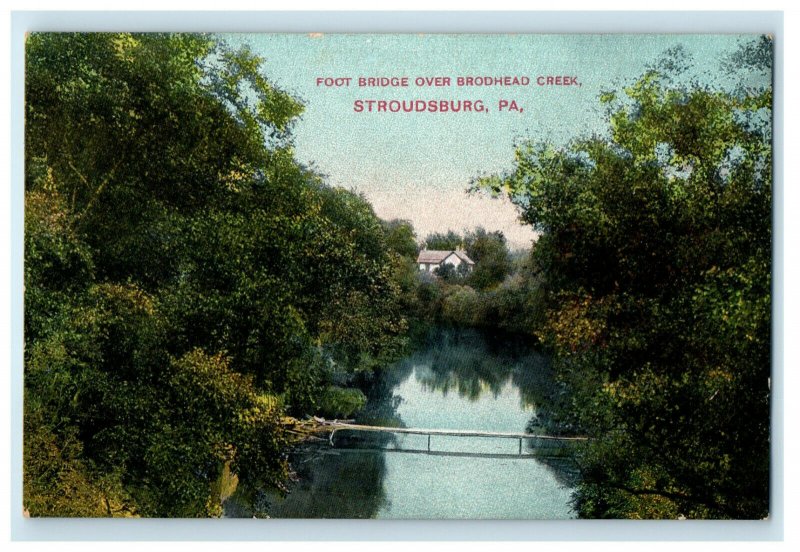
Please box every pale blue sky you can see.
[222,34,763,249]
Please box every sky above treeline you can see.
[221,33,766,250]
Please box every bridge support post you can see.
[427,434,431,452]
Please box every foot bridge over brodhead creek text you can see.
[283,418,589,460]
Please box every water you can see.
[227,328,579,519]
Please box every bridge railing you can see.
[320,422,587,458]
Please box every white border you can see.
[5,9,787,544]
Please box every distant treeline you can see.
[383,225,547,337]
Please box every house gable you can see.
[416,249,475,273]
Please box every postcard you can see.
[22,32,772,520]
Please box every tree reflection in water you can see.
[402,327,559,413]
[226,326,579,518]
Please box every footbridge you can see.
[315,421,588,458]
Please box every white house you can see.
[416,249,475,273]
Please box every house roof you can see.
[417,249,475,265]
[453,250,475,264]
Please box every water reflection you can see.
[263,446,389,518]
[228,327,578,519]
[400,328,557,409]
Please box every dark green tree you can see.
[424,230,463,251]
[382,219,419,259]
[463,227,512,290]
[24,32,408,517]
[473,38,772,519]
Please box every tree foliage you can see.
[473,38,772,519]
[24,33,407,517]
[413,228,540,335]
[463,228,512,290]
[382,219,419,259]
[424,230,463,251]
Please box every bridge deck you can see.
[321,421,588,442]
[328,447,579,460]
